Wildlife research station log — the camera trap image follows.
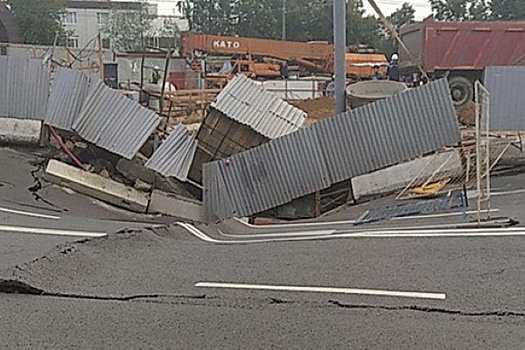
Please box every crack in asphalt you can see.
[2,278,525,319]
[328,300,525,318]
[0,279,207,302]
[27,161,68,211]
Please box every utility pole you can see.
[282,0,286,41]
[333,0,346,115]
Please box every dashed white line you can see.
[0,206,61,220]
[195,282,446,300]
[0,224,106,237]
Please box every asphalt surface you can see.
[3,146,525,349]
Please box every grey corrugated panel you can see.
[484,66,525,131]
[211,75,306,139]
[204,79,461,221]
[45,68,89,131]
[73,80,161,159]
[0,56,49,120]
[0,57,7,117]
[145,124,197,181]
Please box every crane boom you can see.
[180,32,388,77]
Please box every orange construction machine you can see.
[180,32,388,80]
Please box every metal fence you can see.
[475,81,491,222]
[145,124,197,181]
[204,79,461,221]
[0,56,49,120]
[45,67,90,131]
[73,80,161,159]
[485,66,525,131]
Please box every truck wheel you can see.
[448,76,473,108]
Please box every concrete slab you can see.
[352,150,463,201]
[0,118,41,144]
[44,160,149,213]
[149,190,204,223]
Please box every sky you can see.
[149,0,434,21]
[364,0,432,20]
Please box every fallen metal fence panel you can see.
[204,79,461,221]
[145,124,197,181]
[45,67,89,131]
[73,80,161,159]
[211,74,307,139]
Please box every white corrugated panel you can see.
[211,75,307,139]
[73,80,161,159]
[145,124,197,181]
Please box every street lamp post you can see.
[282,0,286,41]
[333,0,346,115]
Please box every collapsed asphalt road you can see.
[3,146,525,349]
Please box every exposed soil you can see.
[291,97,337,127]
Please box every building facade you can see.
[63,0,187,50]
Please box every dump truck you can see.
[180,32,388,81]
[400,17,525,107]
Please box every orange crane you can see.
[180,32,388,80]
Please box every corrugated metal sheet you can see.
[484,66,525,131]
[211,75,307,139]
[145,124,197,181]
[45,67,90,131]
[0,56,49,120]
[204,79,461,221]
[73,80,161,159]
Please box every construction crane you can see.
[180,32,388,82]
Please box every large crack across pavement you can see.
[27,160,68,212]
[2,278,525,319]
[328,300,525,318]
[0,279,206,302]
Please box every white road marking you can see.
[492,189,525,197]
[0,206,61,220]
[178,222,525,244]
[233,209,500,229]
[195,282,446,300]
[218,229,336,238]
[0,224,106,237]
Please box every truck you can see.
[400,17,525,107]
[180,32,388,82]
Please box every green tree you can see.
[178,0,383,49]
[102,1,154,51]
[429,0,488,21]
[150,18,181,49]
[7,0,66,45]
[490,0,525,20]
[382,3,415,56]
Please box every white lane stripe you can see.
[178,222,525,244]
[233,209,500,229]
[196,282,446,300]
[218,229,335,238]
[492,189,525,197]
[0,224,106,237]
[0,206,61,220]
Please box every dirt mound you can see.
[292,97,336,126]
